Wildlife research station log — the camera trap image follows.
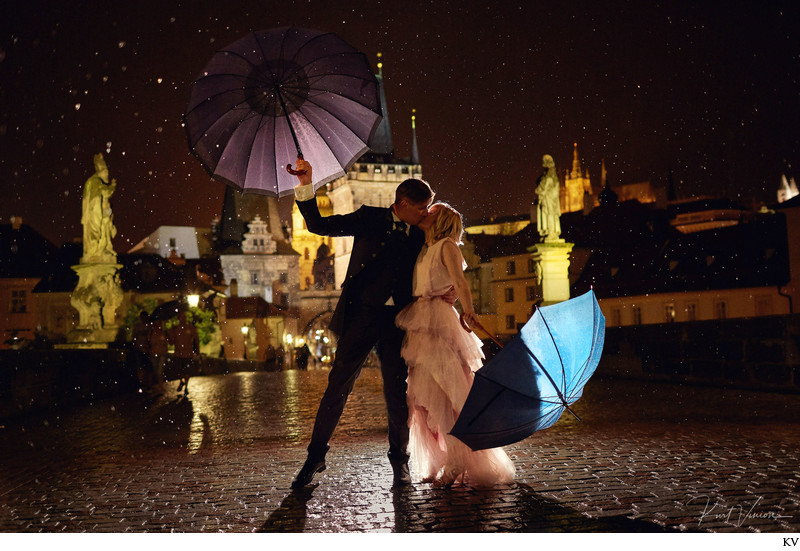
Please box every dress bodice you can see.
[412,238,465,297]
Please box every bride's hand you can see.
[462,311,477,327]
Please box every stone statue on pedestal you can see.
[535,154,562,242]
[81,153,117,262]
[69,154,123,345]
[530,153,572,306]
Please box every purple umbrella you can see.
[184,27,382,196]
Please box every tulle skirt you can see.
[396,296,515,487]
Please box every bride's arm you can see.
[441,239,477,325]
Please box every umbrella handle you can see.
[286,164,307,176]
[286,153,307,176]
[460,313,504,349]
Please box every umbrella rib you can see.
[518,324,570,410]
[466,386,505,426]
[537,309,568,398]
[284,30,339,70]
[188,106,260,160]
[562,295,601,401]
[296,93,371,155]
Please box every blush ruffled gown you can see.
[396,238,515,486]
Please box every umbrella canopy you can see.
[183,26,383,197]
[451,290,605,451]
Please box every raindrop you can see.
[74,103,81,110]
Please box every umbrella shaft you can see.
[274,85,303,158]
[565,405,582,422]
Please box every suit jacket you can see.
[296,197,425,336]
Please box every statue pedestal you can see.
[529,240,574,306]
[68,260,123,344]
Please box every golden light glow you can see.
[187,294,200,308]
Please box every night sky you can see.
[2,0,799,249]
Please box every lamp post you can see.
[241,325,249,360]
[284,333,294,369]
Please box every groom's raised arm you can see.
[293,158,362,237]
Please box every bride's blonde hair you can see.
[430,202,464,245]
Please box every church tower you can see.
[560,142,593,213]
[313,54,423,288]
[291,188,334,290]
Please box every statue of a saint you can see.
[535,154,562,241]
[81,153,117,260]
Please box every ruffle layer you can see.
[397,297,484,372]
[398,297,515,487]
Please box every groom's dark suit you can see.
[296,195,425,468]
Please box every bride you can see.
[396,202,515,487]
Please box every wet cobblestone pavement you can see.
[1,368,799,533]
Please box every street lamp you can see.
[241,325,249,360]
[187,294,200,308]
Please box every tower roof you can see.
[411,109,420,165]
[361,53,394,163]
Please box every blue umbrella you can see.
[183,27,382,197]
[451,290,605,451]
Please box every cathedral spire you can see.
[571,142,582,179]
[411,109,420,165]
[601,158,607,189]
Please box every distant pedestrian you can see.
[296,343,310,370]
[170,311,199,396]
[148,317,168,394]
[264,343,277,370]
[131,311,155,390]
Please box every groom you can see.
[291,158,434,488]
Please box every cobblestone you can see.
[1,368,799,533]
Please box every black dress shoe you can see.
[392,462,411,487]
[291,457,326,489]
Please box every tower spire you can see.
[363,52,393,161]
[601,158,607,189]
[411,109,420,165]
[571,142,582,178]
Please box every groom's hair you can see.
[395,178,434,205]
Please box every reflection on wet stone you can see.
[0,370,797,532]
